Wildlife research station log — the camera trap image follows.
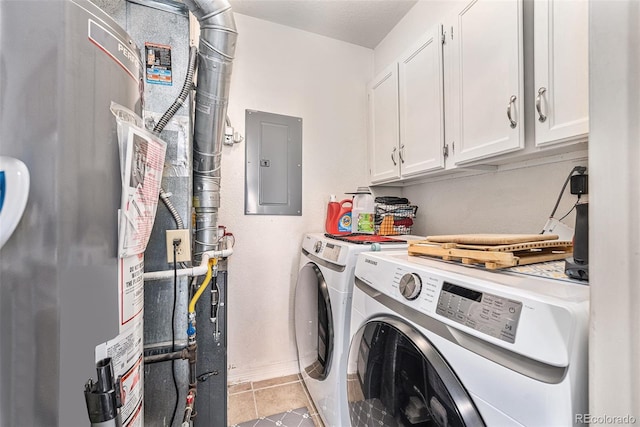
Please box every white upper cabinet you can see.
[368,26,445,184]
[448,0,525,165]
[533,0,589,147]
[398,26,446,177]
[368,63,401,183]
[366,0,587,185]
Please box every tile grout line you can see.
[229,376,301,395]
[298,379,319,418]
[228,375,322,425]
[252,379,303,392]
[228,385,252,396]
[250,380,259,420]
[251,374,302,390]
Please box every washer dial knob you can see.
[399,273,422,300]
[314,241,323,253]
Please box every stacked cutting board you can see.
[408,234,573,270]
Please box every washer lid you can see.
[301,233,415,267]
[324,233,405,245]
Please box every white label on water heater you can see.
[96,319,144,427]
[119,253,145,331]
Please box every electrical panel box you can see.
[245,110,302,215]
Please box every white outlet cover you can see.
[166,229,191,263]
[541,217,574,241]
[0,156,30,250]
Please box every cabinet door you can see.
[449,0,524,164]
[368,64,400,183]
[534,0,589,146]
[398,26,445,176]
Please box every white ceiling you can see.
[228,0,419,49]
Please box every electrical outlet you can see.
[166,229,191,263]
[541,217,574,241]
[570,173,588,195]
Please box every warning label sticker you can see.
[119,253,144,329]
[145,42,172,86]
[96,320,144,427]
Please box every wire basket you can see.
[374,204,418,235]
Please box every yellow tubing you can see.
[188,258,217,314]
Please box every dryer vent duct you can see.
[184,0,237,260]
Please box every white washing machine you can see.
[347,251,589,426]
[294,233,421,427]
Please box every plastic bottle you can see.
[351,192,376,234]
[325,195,352,235]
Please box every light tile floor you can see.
[228,374,324,427]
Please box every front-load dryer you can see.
[347,251,589,426]
[294,233,420,427]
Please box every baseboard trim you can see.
[227,360,300,384]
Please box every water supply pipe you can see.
[142,248,233,281]
[182,390,196,426]
[154,2,237,424]
[188,258,216,314]
[183,0,237,261]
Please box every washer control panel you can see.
[399,273,422,300]
[436,281,523,343]
[322,242,341,262]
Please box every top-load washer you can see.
[347,250,589,426]
[294,233,421,427]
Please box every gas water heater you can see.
[0,0,143,425]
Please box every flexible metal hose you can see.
[154,46,198,134]
[159,188,185,229]
[154,46,199,229]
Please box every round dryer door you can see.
[346,317,485,427]
[294,262,334,380]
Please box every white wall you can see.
[403,158,586,236]
[221,14,373,383]
[374,0,463,75]
[589,0,640,418]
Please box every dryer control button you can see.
[399,273,422,300]
[314,241,323,253]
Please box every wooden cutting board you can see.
[425,233,559,245]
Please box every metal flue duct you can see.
[184,0,237,260]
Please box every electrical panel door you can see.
[245,110,302,215]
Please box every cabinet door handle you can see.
[391,147,397,165]
[507,95,517,129]
[536,87,547,122]
[399,144,405,163]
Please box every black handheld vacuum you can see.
[547,166,589,281]
[565,202,589,281]
[564,170,589,281]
